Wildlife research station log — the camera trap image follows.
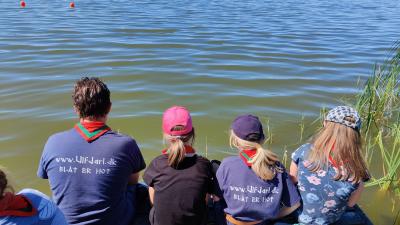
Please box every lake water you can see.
[0,0,399,223]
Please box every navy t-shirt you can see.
[292,144,359,225]
[37,128,146,225]
[216,156,300,222]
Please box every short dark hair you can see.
[72,77,111,119]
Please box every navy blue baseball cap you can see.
[231,114,265,142]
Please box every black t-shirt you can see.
[143,154,213,225]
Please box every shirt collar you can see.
[239,149,257,167]
[74,121,110,142]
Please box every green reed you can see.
[282,146,288,168]
[355,42,400,135]
[366,120,400,192]
[355,42,400,193]
[298,115,305,143]
[262,117,273,145]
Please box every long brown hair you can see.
[163,125,195,168]
[230,130,282,180]
[308,121,370,183]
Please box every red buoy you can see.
[69,2,75,8]
[20,1,26,8]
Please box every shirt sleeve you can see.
[291,143,311,165]
[143,159,158,187]
[280,170,301,207]
[37,138,51,179]
[208,160,223,198]
[37,155,48,179]
[215,161,226,195]
[128,139,146,174]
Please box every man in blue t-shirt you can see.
[37,77,146,225]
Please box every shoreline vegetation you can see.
[349,42,400,224]
[288,41,400,194]
[273,42,400,222]
[355,42,400,193]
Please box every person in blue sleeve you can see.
[0,169,67,225]
[37,77,146,225]
[290,106,370,225]
[216,115,301,225]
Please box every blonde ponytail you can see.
[163,125,195,168]
[230,130,281,180]
[167,138,186,168]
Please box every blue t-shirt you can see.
[292,144,359,225]
[0,189,67,225]
[216,156,300,222]
[37,128,146,225]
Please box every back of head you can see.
[230,114,281,180]
[72,77,111,119]
[162,106,195,168]
[308,106,370,183]
[0,169,12,199]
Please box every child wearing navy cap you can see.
[216,114,301,225]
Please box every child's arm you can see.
[128,172,140,185]
[347,182,364,207]
[289,161,299,184]
[149,186,155,205]
[277,201,301,218]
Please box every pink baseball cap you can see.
[162,106,193,136]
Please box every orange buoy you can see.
[20,1,26,8]
[69,2,75,8]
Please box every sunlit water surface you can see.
[1,0,399,223]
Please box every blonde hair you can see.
[230,130,282,180]
[163,125,195,168]
[308,121,370,183]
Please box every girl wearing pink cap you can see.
[216,114,301,225]
[143,106,215,225]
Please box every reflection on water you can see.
[1,0,400,223]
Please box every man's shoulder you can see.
[103,131,137,144]
[46,129,77,142]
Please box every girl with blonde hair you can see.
[290,106,370,225]
[143,106,215,225]
[216,114,301,225]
